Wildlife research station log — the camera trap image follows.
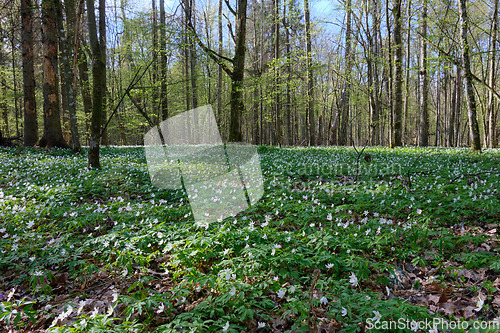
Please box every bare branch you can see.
[126,91,154,127]
[185,18,233,76]
[223,13,236,44]
[224,0,236,15]
[423,32,500,102]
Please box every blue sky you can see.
[125,0,343,33]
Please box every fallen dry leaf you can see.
[425,280,443,293]
[438,302,456,316]
[438,290,449,304]
[412,295,428,306]
[427,294,440,305]
[462,306,476,319]
[457,269,480,282]
[493,296,500,308]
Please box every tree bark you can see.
[418,0,428,146]
[9,23,20,138]
[0,22,7,138]
[449,68,457,147]
[188,0,198,110]
[77,43,92,144]
[455,66,463,146]
[443,65,449,146]
[39,0,68,149]
[392,0,403,147]
[369,0,381,145]
[251,7,259,145]
[487,0,498,148]
[274,0,281,146]
[58,0,81,151]
[402,0,411,145]
[100,0,108,146]
[304,0,314,145]
[285,1,292,145]
[87,0,106,168]
[217,0,223,125]
[21,0,38,146]
[159,0,168,120]
[458,0,481,152]
[189,0,248,142]
[339,0,352,146]
[182,2,191,112]
[204,12,213,105]
[259,0,264,144]
[385,0,393,147]
[436,66,442,146]
[152,0,158,122]
[228,0,247,142]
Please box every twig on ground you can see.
[350,136,369,182]
[449,171,500,184]
[308,269,321,330]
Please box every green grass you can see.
[0,146,499,332]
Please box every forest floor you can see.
[0,146,499,332]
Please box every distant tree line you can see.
[0,0,498,164]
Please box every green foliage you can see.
[0,297,37,329]
[0,146,498,332]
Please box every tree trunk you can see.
[435,64,442,146]
[252,81,259,145]
[304,0,314,145]
[260,0,264,145]
[152,0,158,122]
[183,2,191,112]
[40,0,68,149]
[159,0,168,120]
[182,3,193,141]
[455,66,462,146]
[392,0,403,147]
[77,43,93,144]
[21,0,38,146]
[285,2,292,145]
[418,0,428,147]
[228,0,247,142]
[443,66,449,146]
[251,7,259,145]
[204,13,213,106]
[188,0,198,110]
[10,26,20,138]
[458,0,481,152]
[87,0,106,168]
[58,0,81,151]
[339,0,352,146]
[56,0,69,143]
[186,0,246,142]
[369,0,381,145]
[217,0,223,124]
[385,0,393,147]
[0,22,7,138]
[449,68,457,147]
[402,0,411,145]
[100,0,108,147]
[274,0,281,146]
[488,0,498,148]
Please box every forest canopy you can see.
[0,0,498,157]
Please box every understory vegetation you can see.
[0,146,499,332]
